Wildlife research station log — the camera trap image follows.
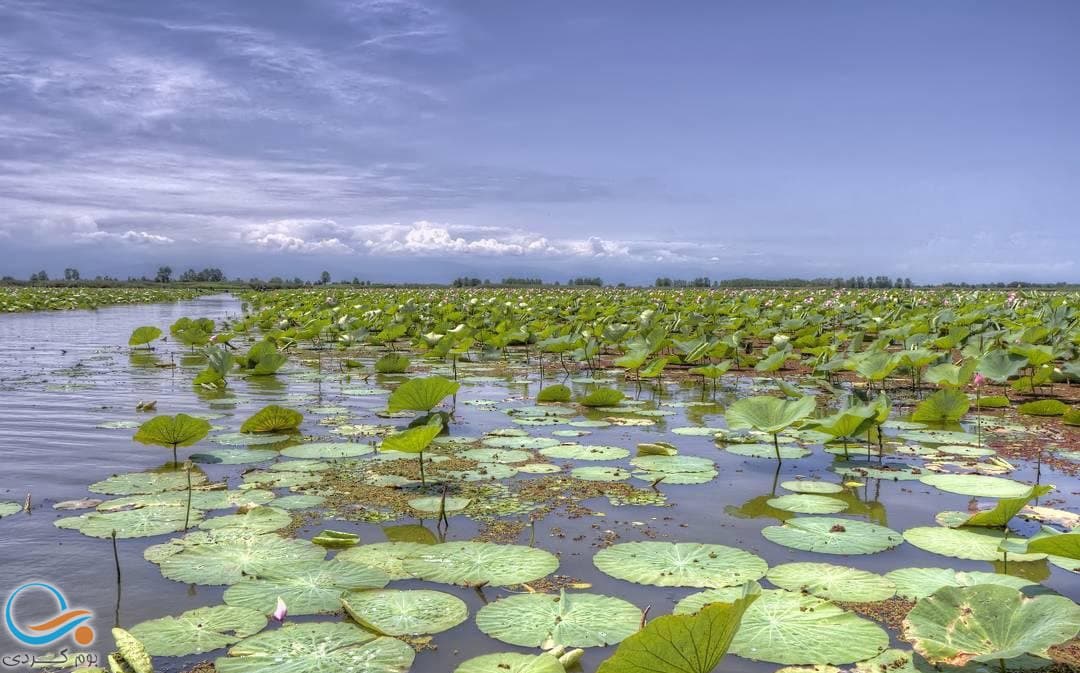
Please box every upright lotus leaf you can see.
[134,414,212,463]
[387,375,460,412]
[579,387,625,407]
[129,605,267,656]
[536,384,572,403]
[240,405,303,433]
[999,526,1080,562]
[402,541,558,586]
[762,517,903,555]
[128,325,163,347]
[911,388,970,423]
[675,588,889,665]
[924,359,979,388]
[1017,399,1069,416]
[475,590,641,648]
[902,585,1080,666]
[112,627,154,673]
[380,417,443,454]
[215,622,415,673]
[596,582,761,673]
[593,542,767,588]
[374,353,410,373]
[725,395,815,461]
[454,653,565,673]
[942,484,1053,528]
[224,559,389,615]
[977,349,1028,383]
[341,588,468,635]
[765,563,896,602]
[804,405,876,451]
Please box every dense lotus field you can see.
[3,287,1080,673]
[0,287,208,312]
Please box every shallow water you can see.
[0,295,1075,672]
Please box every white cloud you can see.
[80,229,175,245]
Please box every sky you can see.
[1,0,1078,284]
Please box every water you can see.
[0,295,1075,672]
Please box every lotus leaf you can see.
[571,466,631,481]
[215,622,415,673]
[130,605,267,656]
[919,474,1031,498]
[282,442,374,459]
[128,325,163,347]
[134,413,211,448]
[402,541,558,586]
[240,405,303,433]
[337,542,430,580]
[454,653,565,673]
[781,480,844,494]
[902,526,1045,562]
[387,376,460,412]
[342,588,468,635]
[594,541,768,588]
[539,444,629,461]
[224,559,389,615]
[884,567,1037,600]
[55,504,202,539]
[199,506,292,534]
[89,470,208,495]
[762,517,903,555]
[765,562,895,602]
[766,494,848,514]
[475,590,641,647]
[159,533,326,585]
[537,384,572,402]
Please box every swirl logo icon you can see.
[4,583,95,647]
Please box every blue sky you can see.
[1,0,1077,283]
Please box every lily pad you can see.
[212,432,290,446]
[919,474,1032,498]
[482,436,560,450]
[901,527,1046,562]
[159,533,326,585]
[454,653,564,673]
[89,470,208,495]
[402,541,558,586]
[726,443,811,460]
[200,506,292,534]
[762,518,903,555]
[337,542,431,580]
[594,542,768,588]
[190,449,278,465]
[884,567,1037,600]
[268,495,326,511]
[766,494,848,514]
[460,448,530,463]
[282,442,375,459]
[224,559,389,615]
[408,496,471,513]
[781,481,845,495]
[571,466,631,482]
[56,505,202,539]
[215,622,414,673]
[342,588,468,635]
[539,444,630,461]
[475,590,641,647]
[766,563,896,602]
[130,605,267,657]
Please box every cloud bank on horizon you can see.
[1,0,1077,283]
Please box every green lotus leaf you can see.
[342,588,468,635]
[402,541,558,586]
[271,495,326,511]
[578,387,625,407]
[374,353,410,373]
[537,384,572,403]
[726,443,811,460]
[884,567,1037,600]
[596,582,760,673]
[89,470,208,495]
[199,506,292,534]
[781,480,844,495]
[242,470,322,489]
[454,653,565,673]
[112,627,154,673]
[977,349,1028,383]
[805,405,876,441]
[460,448,530,463]
[999,526,1080,561]
[762,517,903,555]
[0,501,23,518]
[134,413,212,447]
[1016,399,1069,416]
[224,559,389,615]
[128,325,163,347]
[902,526,1045,562]
[766,494,848,514]
[765,563,895,602]
[336,542,431,580]
[215,622,415,673]
[636,441,679,456]
[919,474,1031,498]
[832,461,923,481]
[675,587,888,665]
[483,435,560,449]
[911,389,970,423]
[282,442,375,459]
[387,375,460,412]
[55,504,202,539]
[593,541,768,588]
[943,485,1053,528]
[408,495,471,512]
[129,604,267,657]
[159,533,326,585]
[211,432,291,446]
[902,585,1080,665]
[190,448,278,465]
[240,405,303,433]
[380,417,443,454]
[270,459,331,473]
[725,395,816,434]
[630,454,718,484]
[571,466,631,482]
[476,590,641,648]
[539,444,629,460]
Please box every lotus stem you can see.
[184,461,193,532]
[418,451,426,486]
[772,434,782,463]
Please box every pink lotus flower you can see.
[272,597,287,623]
[973,373,986,387]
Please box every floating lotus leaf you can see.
[200,506,292,534]
[884,567,1037,600]
[454,653,564,673]
[766,563,896,602]
[134,413,212,448]
[911,389,970,423]
[516,463,563,474]
[99,490,267,512]
[342,588,468,635]
[240,405,303,433]
[1017,399,1069,416]
[0,501,23,518]
[113,627,154,673]
[282,442,374,459]
[762,518,903,555]
[460,448,530,463]
[596,582,760,673]
[781,481,844,495]
[224,559,389,615]
[918,474,1031,498]
[55,504,202,539]
[578,388,625,407]
[159,533,326,585]
[766,495,848,514]
[726,443,812,460]
[902,527,1046,562]
[337,542,430,580]
[475,590,641,647]
[675,587,889,665]
[442,463,519,482]
[387,376,460,412]
[672,426,726,436]
[242,470,322,489]
[97,420,142,429]
[571,466,631,482]
[408,495,471,512]
[512,405,576,417]
[212,432,290,446]
[594,541,768,588]
[271,459,331,472]
[999,526,1080,563]
[483,436,559,449]
[902,585,1080,666]
[266,494,325,510]
[402,541,558,586]
[129,605,267,656]
[190,448,277,465]
[833,462,923,481]
[569,419,611,428]
[934,444,996,457]
[215,622,414,673]
[89,470,208,495]
[942,485,1053,528]
[539,444,629,461]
